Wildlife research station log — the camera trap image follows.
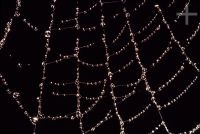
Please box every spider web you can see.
[0,0,200,133]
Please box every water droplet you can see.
[13,92,20,98]
[71,116,75,120]
[32,117,38,123]
[45,30,50,38]
[17,63,22,68]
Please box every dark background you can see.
[0,0,200,134]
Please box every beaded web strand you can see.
[0,0,200,133]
